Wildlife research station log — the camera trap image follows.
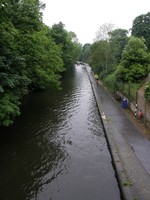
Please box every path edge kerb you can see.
[85,64,150,200]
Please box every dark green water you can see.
[0,65,121,200]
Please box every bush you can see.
[103,73,119,93]
[103,72,141,101]
[0,93,21,126]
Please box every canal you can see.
[0,65,121,200]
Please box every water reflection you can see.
[0,65,120,200]
[0,125,67,199]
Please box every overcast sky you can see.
[41,0,149,45]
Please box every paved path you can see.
[86,64,150,200]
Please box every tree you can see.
[94,23,115,42]
[22,26,64,90]
[8,0,45,32]
[109,29,129,63]
[0,2,64,126]
[49,22,82,68]
[131,12,150,50]
[68,31,82,61]
[88,40,113,76]
[81,43,91,62]
[0,9,30,126]
[116,37,150,82]
[91,23,115,75]
[0,1,82,126]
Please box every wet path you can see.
[0,65,121,200]
[88,65,150,175]
[86,64,150,200]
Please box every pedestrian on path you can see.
[94,74,99,83]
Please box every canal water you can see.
[0,65,121,200]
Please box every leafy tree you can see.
[68,31,82,62]
[33,29,64,89]
[0,1,67,126]
[8,0,45,32]
[0,1,82,126]
[0,2,30,126]
[116,37,150,82]
[89,23,115,76]
[88,40,113,76]
[131,12,150,50]
[0,93,21,126]
[49,22,81,68]
[109,29,129,63]
[17,25,64,91]
[81,43,91,62]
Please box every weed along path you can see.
[0,65,121,200]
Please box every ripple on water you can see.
[0,65,121,200]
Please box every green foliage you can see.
[116,37,150,82]
[49,22,82,69]
[103,73,119,93]
[8,0,44,32]
[109,28,129,63]
[0,93,21,126]
[19,26,64,90]
[116,63,148,82]
[81,43,91,62]
[87,15,150,105]
[122,82,141,101]
[0,1,81,126]
[144,81,150,102]
[132,12,150,50]
[87,28,129,78]
[88,40,114,75]
[0,20,30,95]
[100,66,141,101]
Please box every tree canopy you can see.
[132,12,150,50]
[81,15,150,104]
[116,37,150,82]
[0,0,82,126]
[86,25,129,76]
[109,29,128,62]
[49,22,81,68]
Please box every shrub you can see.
[103,73,119,93]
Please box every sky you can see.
[41,0,150,45]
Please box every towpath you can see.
[86,64,150,200]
